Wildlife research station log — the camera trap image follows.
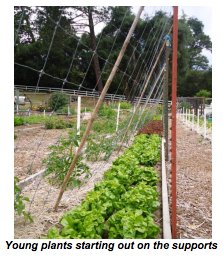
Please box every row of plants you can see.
[14,115,57,126]
[42,133,161,239]
[45,118,75,130]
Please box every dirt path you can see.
[166,119,212,239]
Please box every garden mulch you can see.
[166,119,212,239]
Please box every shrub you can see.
[14,116,24,126]
[56,106,76,115]
[81,107,92,113]
[98,105,116,118]
[195,89,211,98]
[36,105,52,112]
[65,120,74,128]
[14,134,18,140]
[26,115,47,124]
[48,92,69,111]
[45,120,54,129]
[54,119,66,129]
[116,102,132,109]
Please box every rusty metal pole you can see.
[171,6,178,239]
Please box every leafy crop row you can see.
[42,134,161,239]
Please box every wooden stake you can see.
[54,6,144,211]
[117,26,172,154]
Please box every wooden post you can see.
[117,26,173,154]
[54,6,144,211]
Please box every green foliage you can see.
[26,115,55,124]
[107,209,160,239]
[195,89,211,98]
[14,134,18,140]
[36,105,52,112]
[43,131,90,188]
[14,116,24,126]
[56,106,76,115]
[127,134,161,166]
[115,102,132,109]
[86,136,114,161]
[45,120,54,129]
[116,182,159,213]
[44,117,75,129]
[98,105,116,118]
[48,92,69,111]
[156,106,162,115]
[81,107,92,113]
[181,102,191,109]
[153,115,161,120]
[14,177,33,222]
[14,7,211,98]
[43,133,161,239]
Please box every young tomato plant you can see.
[43,131,90,189]
[14,177,33,222]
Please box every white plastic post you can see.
[43,110,45,117]
[77,96,81,136]
[85,107,86,116]
[192,109,194,131]
[186,109,187,125]
[133,105,135,113]
[16,104,19,114]
[68,106,70,116]
[183,107,184,122]
[197,109,200,133]
[116,102,120,132]
[204,108,206,138]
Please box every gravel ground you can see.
[166,119,212,239]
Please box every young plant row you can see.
[42,134,162,239]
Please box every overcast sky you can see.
[133,6,212,65]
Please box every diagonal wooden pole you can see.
[54,6,144,211]
[117,26,172,154]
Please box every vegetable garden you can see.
[14,6,212,240]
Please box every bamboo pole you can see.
[54,6,144,211]
[117,26,172,154]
